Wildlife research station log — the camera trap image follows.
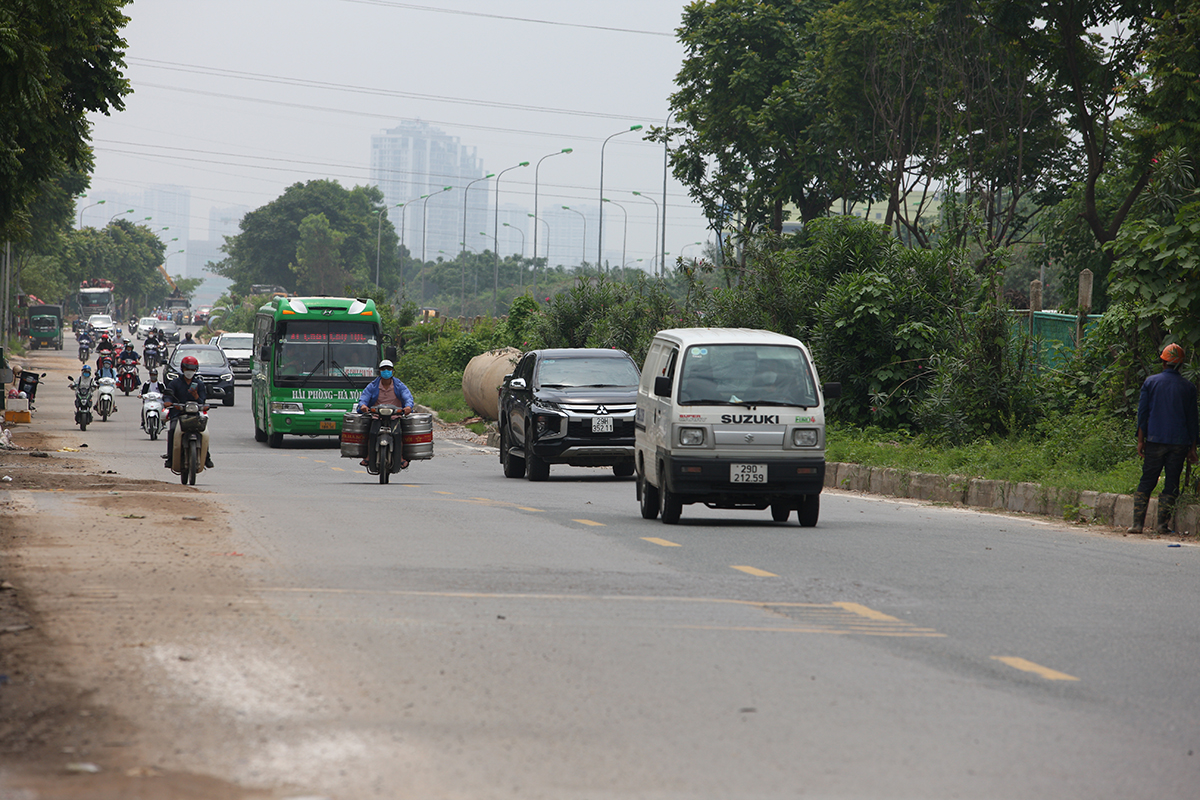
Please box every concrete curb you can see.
[826,462,1197,535]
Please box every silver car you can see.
[213,332,253,380]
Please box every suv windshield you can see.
[219,334,253,349]
[536,356,639,388]
[172,348,227,368]
[678,344,818,407]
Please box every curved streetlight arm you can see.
[78,198,106,228]
[461,173,495,317]
[598,124,642,271]
[561,206,587,269]
[494,161,529,314]
[632,191,660,274]
[534,148,572,295]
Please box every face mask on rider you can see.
[183,369,197,380]
[380,369,393,379]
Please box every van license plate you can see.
[591,416,613,433]
[320,420,336,430]
[731,464,766,483]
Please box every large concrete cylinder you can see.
[462,347,521,421]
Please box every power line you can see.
[336,0,673,37]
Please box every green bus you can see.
[251,296,383,447]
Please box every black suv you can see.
[498,348,640,481]
[165,344,236,406]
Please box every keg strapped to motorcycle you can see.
[340,409,433,484]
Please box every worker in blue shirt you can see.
[1130,343,1199,534]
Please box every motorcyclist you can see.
[182,331,195,345]
[143,328,164,365]
[77,327,93,352]
[138,368,166,431]
[95,333,117,378]
[162,355,214,469]
[70,364,95,393]
[356,359,414,469]
[118,341,140,367]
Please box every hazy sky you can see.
[85,0,711,271]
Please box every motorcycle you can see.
[128,317,137,335]
[78,341,91,363]
[366,405,408,485]
[117,361,139,395]
[95,376,116,421]
[167,401,210,485]
[143,343,160,369]
[70,376,95,431]
[141,390,165,440]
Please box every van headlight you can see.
[679,427,705,446]
[792,428,818,447]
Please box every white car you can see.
[213,332,254,380]
[136,317,159,339]
[86,314,115,337]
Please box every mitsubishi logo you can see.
[596,405,609,415]
[744,433,755,443]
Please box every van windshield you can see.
[677,344,818,407]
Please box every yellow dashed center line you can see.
[731,565,778,577]
[991,656,1079,681]
[642,537,682,547]
[330,467,344,472]
[573,519,604,526]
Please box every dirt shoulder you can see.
[0,422,280,799]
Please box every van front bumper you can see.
[661,453,826,506]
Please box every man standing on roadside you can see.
[1129,343,1199,534]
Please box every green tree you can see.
[213,180,396,295]
[63,220,166,307]
[660,0,835,239]
[293,213,347,295]
[0,0,130,234]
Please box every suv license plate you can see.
[591,416,614,433]
[730,464,767,483]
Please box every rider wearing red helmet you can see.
[163,354,214,468]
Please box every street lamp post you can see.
[78,198,106,228]
[494,161,529,314]
[602,199,628,277]
[661,110,675,278]
[682,241,703,262]
[528,215,549,287]
[375,202,401,288]
[421,186,453,302]
[109,207,135,222]
[462,173,494,316]
[533,148,571,298]
[561,206,586,269]
[632,191,660,275]
[502,223,526,288]
[598,124,642,271]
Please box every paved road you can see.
[19,348,1200,799]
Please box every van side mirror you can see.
[822,382,842,399]
[259,346,270,361]
[654,375,672,397]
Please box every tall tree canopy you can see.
[212,180,397,296]
[0,0,130,235]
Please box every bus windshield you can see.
[274,321,378,387]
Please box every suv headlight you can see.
[221,373,233,381]
[792,428,818,447]
[679,427,705,446]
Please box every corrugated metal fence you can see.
[1008,310,1104,369]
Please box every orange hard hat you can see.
[1161,343,1185,365]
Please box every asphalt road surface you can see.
[10,347,1200,799]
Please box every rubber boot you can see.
[1154,494,1176,535]
[1127,491,1149,534]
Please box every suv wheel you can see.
[501,423,526,478]
[526,449,550,481]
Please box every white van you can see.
[635,328,840,526]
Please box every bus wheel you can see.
[267,431,283,448]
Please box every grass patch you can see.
[826,413,1146,496]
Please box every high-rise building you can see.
[370,121,488,264]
